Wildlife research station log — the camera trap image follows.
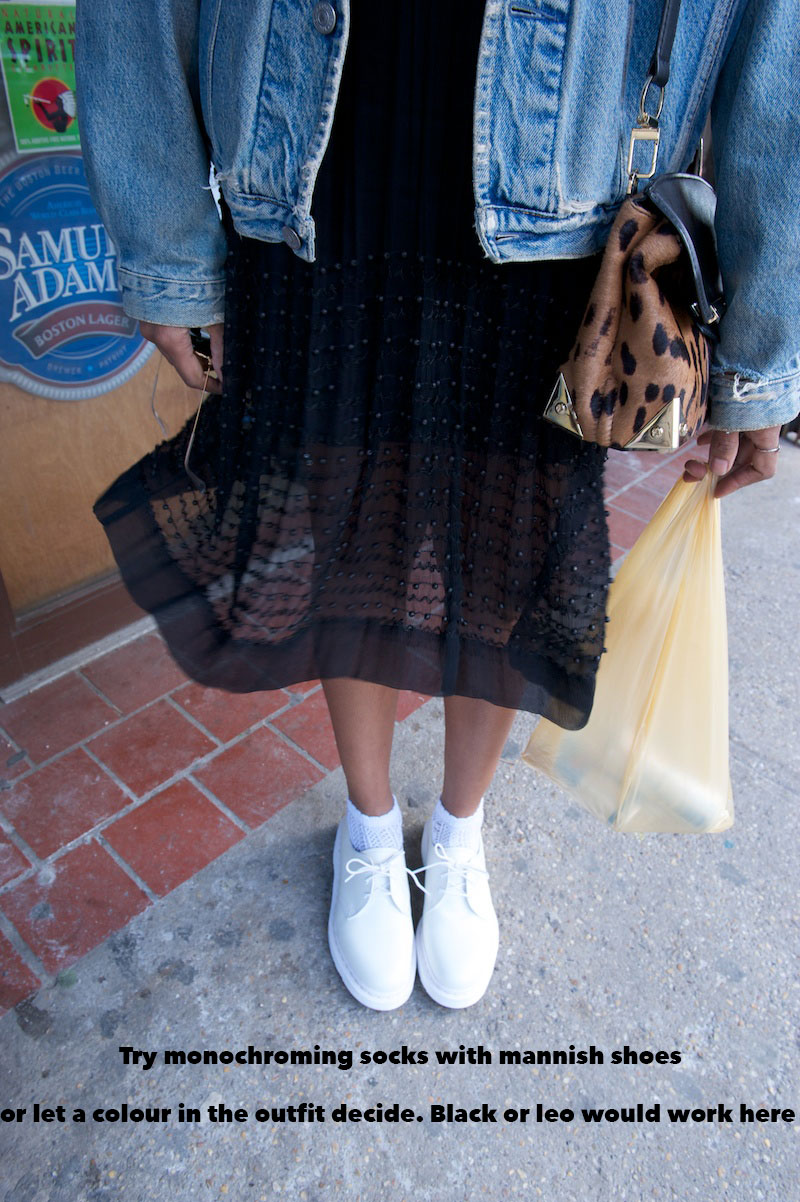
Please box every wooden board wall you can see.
[0,354,196,615]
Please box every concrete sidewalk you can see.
[1,451,798,1202]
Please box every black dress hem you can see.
[95,450,597,731]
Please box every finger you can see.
[744,425,783,454]
[706,429,739,477]
[682,457,707,482]
[712,426,782,496]
[208,322,225,388]
[713,456,776,498]
[140,323,221,392]
[140,324,205,388]
[192,345,222,395]
[682,428,737,483]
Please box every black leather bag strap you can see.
[650,0,682,89]
[628,0,684,191]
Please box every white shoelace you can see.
[344,852,405,888]
[406,842,489,896]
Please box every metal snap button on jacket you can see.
[312,2,336,35]
[281,225,302,251]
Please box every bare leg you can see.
[441,696,517,816]
[321,678,399,814]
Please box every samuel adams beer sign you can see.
[0,151,153,399]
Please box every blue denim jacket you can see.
[75,0,800,430]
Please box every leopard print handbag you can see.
[542,0,726,451]
[543,174,725,451]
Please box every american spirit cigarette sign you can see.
[0,4,79,153]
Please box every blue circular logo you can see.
[0,150,153,399]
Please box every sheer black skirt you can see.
[95,0,611,729]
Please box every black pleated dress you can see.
[95,0,611,730]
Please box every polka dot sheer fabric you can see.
[94,0,612,729]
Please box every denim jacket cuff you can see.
[707,368,800,431]
[117,268,226,329]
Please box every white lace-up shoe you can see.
[328,819,416,1011]
[413,820,499,1008]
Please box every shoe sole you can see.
[415,824,498,1010]
[328,823,416,1011]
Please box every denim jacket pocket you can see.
[481,0,630,220]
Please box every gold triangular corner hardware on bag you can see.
[543,374,584,439]
[623,396,686,451]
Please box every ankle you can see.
[345,786,395,817]
[347,795,403,852]
[430,796,484,852]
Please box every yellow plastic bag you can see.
[523,471,733,833]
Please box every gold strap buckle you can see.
[626,125,661,194]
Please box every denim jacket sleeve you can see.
[75,0,227,328]
[708,0,800,430]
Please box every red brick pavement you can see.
[0,445,696,1013]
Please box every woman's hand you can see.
[139,321,225,394]
[683,425,782,498]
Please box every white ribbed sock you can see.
[431,796,484,851]
[346,795,403,852]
